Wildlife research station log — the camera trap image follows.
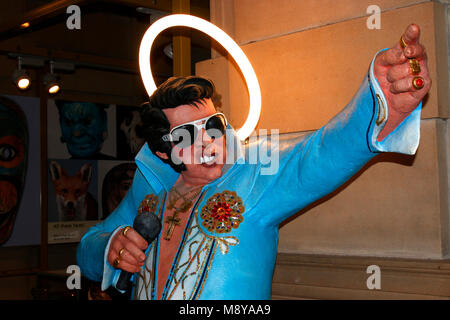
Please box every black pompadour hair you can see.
[140,76,216,173]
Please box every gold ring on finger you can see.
[122,226,132,237]
[412,76,425,90]
[400,36,408,49]
[118,248,125,257]
[113,257,121,268]
[409,58,421,75]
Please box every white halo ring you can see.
[138,14,261,141]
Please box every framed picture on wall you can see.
[47,159,100,244]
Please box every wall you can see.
[197,0,450,298]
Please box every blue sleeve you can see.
[255,51,422,226]
[76,170,146,290]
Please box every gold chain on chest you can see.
[163,185,202,240]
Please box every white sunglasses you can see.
[162,112,228,148]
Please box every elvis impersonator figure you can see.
[77,24,431,299]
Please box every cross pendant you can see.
[164,214,181,240]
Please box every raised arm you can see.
[253,24,431,227]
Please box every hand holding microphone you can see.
[107,212,162,290]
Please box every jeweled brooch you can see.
[138,194,159,215]
[200,191,244,233]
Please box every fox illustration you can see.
[49,161,98,221]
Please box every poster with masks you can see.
[0,95,40,247]
[47,99,115,243]
[47,100,143,243]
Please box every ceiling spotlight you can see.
[12,57,31,90]
[20,22,30,29]
[43,73,60,94]
[43,61,61,95]
[13,70,31,90]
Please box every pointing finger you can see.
[401,24,421,47]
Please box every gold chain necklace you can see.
[164,185,202,240]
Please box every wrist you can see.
[377,107,410,141]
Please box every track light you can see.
[43,61,61,95]
[13,70,31,90]
[44,73,60,94]
[12,57,31,90]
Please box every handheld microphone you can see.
[115,212,162,291]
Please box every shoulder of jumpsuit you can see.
[134,142,179,194]
[367,48,422,155]
[203,124,312,220]
[238,128,315,212]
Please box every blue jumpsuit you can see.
[77,53,422,299]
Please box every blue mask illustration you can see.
[56,101,107,158]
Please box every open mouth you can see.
[200,152,216,165]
